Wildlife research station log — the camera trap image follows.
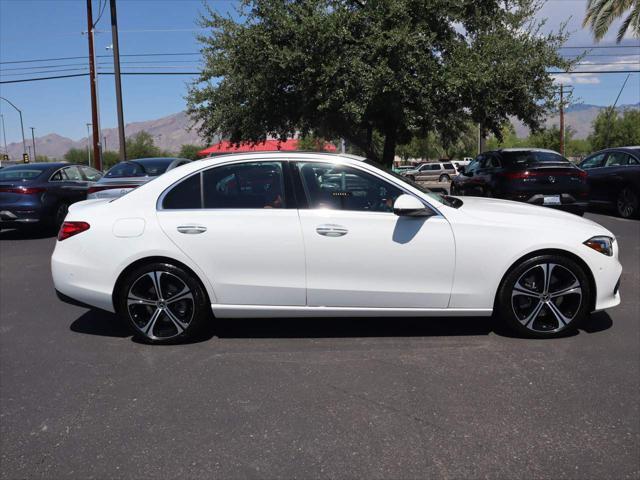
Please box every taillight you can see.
[87,185,136,195]
[58,221,90,241]
[0,186,46,194]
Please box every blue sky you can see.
[0,0,638,144]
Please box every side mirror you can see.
[393,194,432,217]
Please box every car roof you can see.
[0,162,69,170]
[199,151,367,163]
[495,148,561,154]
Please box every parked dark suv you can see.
[450,148,588,214]
[578,146,640,218]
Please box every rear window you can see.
[105,162,146,178]
[0,168,44,181]
[500,151,568,165]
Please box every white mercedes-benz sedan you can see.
[51,152,622,343]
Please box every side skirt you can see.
[211,304,493,318]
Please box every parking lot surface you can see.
[1,212,638,479]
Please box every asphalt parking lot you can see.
[0,211,638,479]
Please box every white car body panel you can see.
[51,152,622,319]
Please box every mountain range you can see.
[3,103,639,161]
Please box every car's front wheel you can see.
[116,262,211,344]
[617,187,639,218]
[497,254,591,338]
[439,174,450,182]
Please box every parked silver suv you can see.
[403,162,458,182]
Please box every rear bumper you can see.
[0,208,43,225]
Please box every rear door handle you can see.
[177,225,207,234]
[316,224,348,237]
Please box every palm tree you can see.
[583,0,640,43]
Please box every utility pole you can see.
[604,73,630,149]
[0,114,7,154]
[103,136,107,152]
[86,123,92,166]
[86,0,102,170]
[30,127,37,161]
[559,84,564,157]
[110,0,126,161]
[0,96,27,155]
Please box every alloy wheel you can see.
[617,188,638,218]
[511,263,582,333]
[127,271,195,340]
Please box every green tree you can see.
[102,151,120,170]
[583,0,640,43]
[64,148,89,164]
[178,143,206,160]
[35,155,51,162]
[125,131,169,159]
[588,109,640,150]
[188,0,572,166]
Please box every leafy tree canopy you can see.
[588,109,640,151]
[188,0,572,165]
[125,131,170,160]
[63,148,89,164]
[178,143,207,160]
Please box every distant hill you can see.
[4,112,204,161]
[3,103,639,161]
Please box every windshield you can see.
[364,160,461,208]
[500,151,569,166]
[0,167,45,181]
[105,159,174,178]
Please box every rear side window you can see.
[203,162,286,209]
[443,163,455,170]
[580,153,606,170]
[64,166,83,180]
[162,174,201,209]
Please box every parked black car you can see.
[450,148,588,214]
[578,146,640,219]
[0,162,102,230]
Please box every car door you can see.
[598,151,634,203]
[60,165,91,204]
[579,152,607,202]
[156,160,306,306]
[459,156,485,195]
[293,161,455,308]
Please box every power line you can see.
[0,52,201,65]
[559,45,640,49]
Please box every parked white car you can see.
[52,152,621,343]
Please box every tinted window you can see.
[500,151,567,165]
[50,169,67,181]
[163,173,201,209]
[203,162,285,209]
[443,163,455,170]
[64,166,83,180]
[628,156,639,165]
[135,158,174,175]
[297,162,402,212]
[605,152,630,167]
[105,161,145,178]
[580,153,606,170]
[0,167,45,181]
[80,166,102,181]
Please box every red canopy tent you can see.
[198,139,337,157]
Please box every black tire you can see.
[115,262,211,344]
[616,187,639,219]
[439,174,450,183]
[52,202,69,231]
[407,175,415,182]
[496,254,591,338]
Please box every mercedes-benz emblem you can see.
[548,176,556,183]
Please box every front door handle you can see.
[316,224,348,237]
[177,225,207,234]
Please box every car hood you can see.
[452,196,613,236]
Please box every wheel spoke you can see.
[147,271,163,300]
[512,286,541,299]
[142,308,163,336]
[519,300,544,328]
[164,308,188,333]
[550,284,582,298]
[127,294,157,307]
[547,300,573,326]
[542,263,556,294]
[165,284,192,304]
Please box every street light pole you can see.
[30,127,37,161]
[0,114,7,154]
[86,0,103,170]
[0,96,27,155]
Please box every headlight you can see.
[584,236,614,256]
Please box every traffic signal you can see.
[23,153,30,163]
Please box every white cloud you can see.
[553,74,601,84]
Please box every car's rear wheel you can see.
[497,254,591,338]
[616,187,639,219]
[116,262,210,344]
[52,202,69,231]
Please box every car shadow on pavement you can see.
[69,309,613,342]
[0,227,55,240]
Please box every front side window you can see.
[296,162,402,213]
[605,152,630,167]
[203,162,286,209]
[580,153,606,170]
